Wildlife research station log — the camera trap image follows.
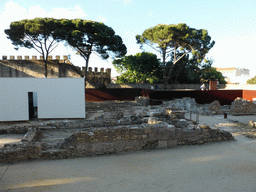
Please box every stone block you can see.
[166,124,175,131]
[135,96,149,106]
[106,68,111,74]
[142,135,147,139]
[130,134,138,140]
[176,119,188,128]
[56,55,60,60]
[25,56,29,60]
[32,56,37,60]
[175,129,184,138]
[167,139,178,147]
[148,117,158,124]
[124,135,130,140]
[143,126,151,134]
[155,121,169,128]
[10,56,15,60]
[2,56,7,60]
[158,141,167,148]
[63,55,68,60]
[77,143,91,151]
[114,135,121,141]
[17,56,22,60]
[248,120,255,128]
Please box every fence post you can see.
[196,114,199,123]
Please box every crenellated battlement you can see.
[0,55,80,78]
[82,67,111,76]
[1,55,111,87]
[2,55,70,63]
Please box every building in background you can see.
[216,67,250,84]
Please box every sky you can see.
[1,0,256,77]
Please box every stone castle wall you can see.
[82,67,111,88]
[0,55,82,78]
[0,56,111,87]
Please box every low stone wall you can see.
[163,98,223,115]
[0,124,234,163]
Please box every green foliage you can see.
[166,55,201,84]
[247,76,256,84]
[5,18,64,77]
[165,56,226,84]
[113,52,162,84]
[199,60,226,84]
[62,19,127,82]
[136,23,215,84]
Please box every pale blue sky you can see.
[1,0,256,77]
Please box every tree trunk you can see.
[84,57,89,88]
[162,50,167,89]
[167,64,175,83]
[44,59,48,78]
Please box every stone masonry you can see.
[0,100,234,164]
[163,98,223,115]
[0,55,82,78]
[0,55,111,88]
[230,97,256,114]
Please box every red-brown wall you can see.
[85,88,256,105]
[242,90,256,102]
[149,90,243,105]
[85,88,146,102]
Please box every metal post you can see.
[196,114,199,123]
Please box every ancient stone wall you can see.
[0,123,234,163]
[0,55,82,78]
[230,98,256,114]
[83,67,111,88]
[163,98,223,115]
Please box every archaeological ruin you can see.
[2,55,256,164]
[0,99,237,164]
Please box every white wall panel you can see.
[0,78,85,121]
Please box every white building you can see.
[216,67,250,84]
[0,78,85,122]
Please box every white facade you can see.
[0,78,85,121]
[216,67,250,84]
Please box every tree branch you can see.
[173,50,191,65]
[143,42,161,53]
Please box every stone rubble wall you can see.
[0,100,236,164]
[0,124,234,163]
[230,97,256,114]
[135,96,150,106]
[163,98,223,115]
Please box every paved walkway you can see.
[1,114,256,192]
